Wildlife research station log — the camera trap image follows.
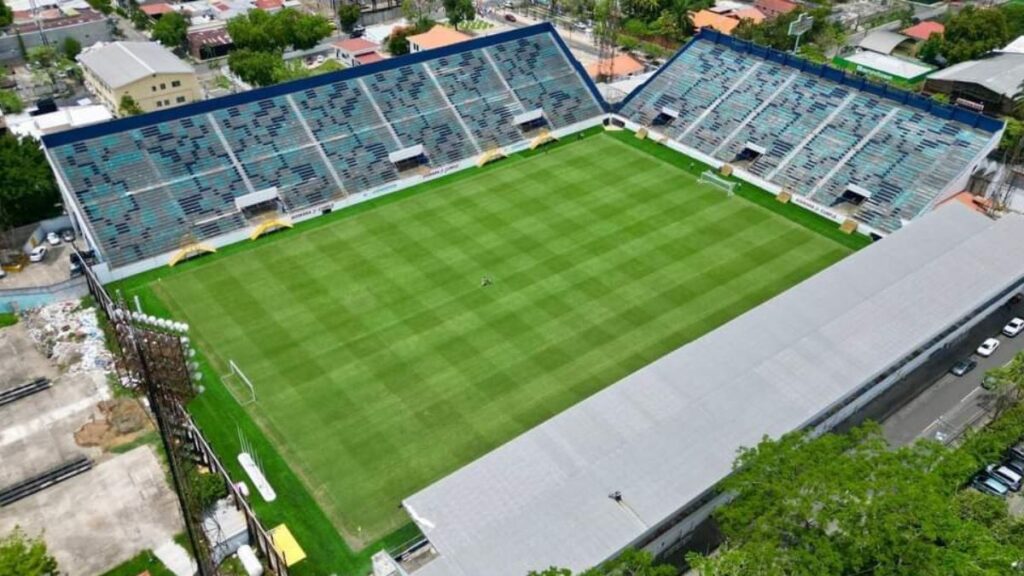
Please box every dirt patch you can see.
[75,398,152,450]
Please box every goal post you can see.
[225,359,257,406]
[698,170,737,197]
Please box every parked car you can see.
[0,268,5,279]
[988,464,1023,491]
[46,231,61,246]
[1008,444,1024,462]
[69,249,97,277]
[504,13,517,22]
[1004,317,1024,338]
[977,337,1001,357]
[974,474,1011,497]
[29,245,48,262]
[350,25,366,38]
[1003,457,1024,477]
[950,359,977,377]
[61,228,75,243]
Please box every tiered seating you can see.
[292,80,400,191]
[683,61,790,151]
[487,34,602,128]
[774,95,893,192]
[620,34,999,233]
[366,65,477,164]
[44,25,605,270]
[718,75,850,176]
[429,50,524,149]
[618,42,755,136]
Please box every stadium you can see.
[40,22,1024,576]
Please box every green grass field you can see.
[145,132,851,548]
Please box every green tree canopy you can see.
[529,549,674,576]
[443,0,475,30]
[0,89,23,114]
[920,7,1011,66]
[0,528,58,576]
[0,134,61,231]
[687,423,1024,576]
[118,94,143,116]
[152,12,189,50]
[228,48,284,87]
[227,8,332,52]
[0,0,12,28]
[337,2,362,32]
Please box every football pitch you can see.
[150,133,851,542]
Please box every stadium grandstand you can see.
[41,24,605,281]
[617,30,1004,237]
[400,203,1024,576]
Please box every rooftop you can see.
[692,9,741,34]
[355,51,385,65]
[11,7,104,34]
[843,50,934,80]
[405,204,1024,576]
[140,2,174,16]
[333,37,379,54]
[585,53,644,79]
[902,21,944,41]
[78,41,195,89]
[408,25,471,51]
[927,51,1024,98]
[858,30,914,55]
[755,0,797,14]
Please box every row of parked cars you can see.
[974,444,1024,497]
[948,316,1024,378]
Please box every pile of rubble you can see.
[23,300,114,375]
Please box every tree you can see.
[387,25,416,56]
[151,12,188,50]
[443,0,474,30]
[61,37,81,60]
[0,528,59,576]
[686,423,1024,575]
[85,0,114,15]
[529,549,673,576]
[922,7,1011,67]
[0,0,12,28]
[0,89,23,114]
[983,351,1024,418]
[227,8,331,52]
[228,48,284,87]
[27,46,58,68]
[0,133,61,231]
[337,2,362,32]
[118,94,143,116]
[288,12,332,50]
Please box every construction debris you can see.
[23,301,114,375]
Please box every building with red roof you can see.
[334,37,384,67]
[140,2,174,17]
[755,0,797,19]
[901,21,944,42]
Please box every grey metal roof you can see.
[927,52,1024,98]
[403,204,1024,576]
[858,30,913,55]
[78,42,194,89]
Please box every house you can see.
[407,25,470,53]
[901,21,944,42]
[858,30,915,56]
[754,0,797,19]
[334,37,384,67]
[0,7,111,62]
[139,2,175,18]
[692,7,764,35]
[925,52,1024,115]
[78,42,202,116]
[585,53,644,81]
[188,24,233,60]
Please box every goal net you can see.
[223,359,257,406]
[699,170,736,197]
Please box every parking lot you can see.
[883,300,1024,446]
[1,241,79,290]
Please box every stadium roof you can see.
[858,30,914,55]
[405,204,1024,576]
[78,42,194,89]
[927,52,1024,98]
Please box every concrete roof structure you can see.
[858,30,914,55]
[902,21,944,41]
[405,204,1024,576]
[585,54,644,79]
[408,25,471,51]
[78,42,194,89]
[927,52,1024,98]
[692,9,742,34]
[1001,35,1024,54]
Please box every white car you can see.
[46,231,61,245]
[977,337,1001,357]
[29,245,48,262]
[1003,317,1024,338]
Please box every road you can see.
[883,307,1024,446]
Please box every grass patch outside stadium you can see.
[117,129,859,574]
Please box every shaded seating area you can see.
[390,145,429,173]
